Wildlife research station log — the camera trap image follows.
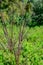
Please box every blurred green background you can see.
[0,0,43,65]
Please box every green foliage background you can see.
[0,0,43,65]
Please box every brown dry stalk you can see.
[1,12,13,52]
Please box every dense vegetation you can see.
[0,0,43,65]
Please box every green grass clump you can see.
[0,26,43,65]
